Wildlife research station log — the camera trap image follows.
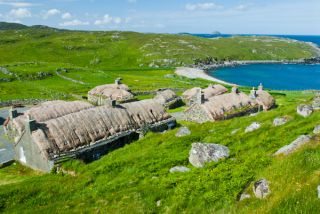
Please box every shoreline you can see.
[176,59,320,87]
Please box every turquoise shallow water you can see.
[209,64,320,90]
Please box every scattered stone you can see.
[239,193,251,201]
[253,179,270,199]
[245,122,261,133]
[297,104,313,117]
[318,185,320,199]
[314,125,320,134]
[156,200,161,207]
[189,143,230,168]
[175,126,191,137]
[274,135,311,156]
[164,74,175,78]
[312,95,320,110]
[250,113,259,117]
[169,166,190,173]
[273,117,290,126]
[231,129,240,135]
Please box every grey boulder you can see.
[253,179,271,199]
[245,122,261,133]
[297,104,313,117]
[169,166,190,173]
[274,135,311,156]
[176,126,191,137]
[189,143,230,168]
[273,117,290,126]
[313,125,320,134]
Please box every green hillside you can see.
[0,91,320,213]
[0,27,318,101]
[0,26,320,213]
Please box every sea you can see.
[192,34,320,90]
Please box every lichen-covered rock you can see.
[253,179,270,199]
[189,143,230,168]
[169,166,190,173]
[273,117,290,126]
[274,135,311,156]
[297,104,313,117]
[313,125,320,134]
[175,126,191,137]
[245,122,261,133]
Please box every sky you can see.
[0,0,319,35]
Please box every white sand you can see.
[175,67,233,86]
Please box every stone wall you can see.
[0,99,48,108]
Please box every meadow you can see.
[0,26,320,213]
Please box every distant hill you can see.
[0,22,57,31]
[0,22,28,30]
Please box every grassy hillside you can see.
[0,28,319,101]
[0,91,319,213]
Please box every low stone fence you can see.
[133,88,186,96]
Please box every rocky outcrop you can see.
[274,135,311,156]
[175,126,191,137]
[189,143,230,168]
[239,193,251,201]
[297,104,313,117]
[169,166,190,173]
[312,95,320,110]
[273,117,290,126]
[245,122,261,133]
[253,179,270,199]
[314,125,320,134]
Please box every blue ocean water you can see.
[209,64,320,90]
[192,34,320,46]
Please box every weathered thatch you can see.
[154,89,182,109]
[88,83,134,104]
[256,89,275,110]
[182,84,227,106]
[31,99,172,159]
[184,86,275,123]
[203,84,228,99]
[11,100,93,136]
[184,92,257,123]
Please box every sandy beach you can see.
[175,67,233,86]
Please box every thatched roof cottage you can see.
[182,84,228,106]
[184,85,275,123]
[154,89,183,109]
[7,99,176,172]
[88,78,135,106]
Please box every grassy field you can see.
[0,91,319,213]
[1,27,320,213]
[0,28,319,101]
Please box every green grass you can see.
[0,91,319,213]
[0,28,320,213]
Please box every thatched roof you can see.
[154,89,178,105]
[203,84,228,99]
[182,87,202,100]
[182,84,227,100]
[30,99,172,159]
[255,89,275,110]
[202,92,256,120]
[88,83,134,101]
[12,101,93,135]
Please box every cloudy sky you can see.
[0,0,319,35]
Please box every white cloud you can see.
[0,1,39,7]
[61,12,72,19]
[185,2,222,11]
[9,8,31,19]
[43,9,61,19]
[235,4,250,11]
[59,19,89,26]
[94,14,122,25]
